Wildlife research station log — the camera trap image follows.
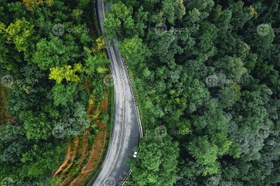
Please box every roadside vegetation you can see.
[104,0,280,185]
[0,84,14,125]
[0,0,111,185]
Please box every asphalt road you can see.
[92,1,143,186]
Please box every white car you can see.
[133,151,138,158]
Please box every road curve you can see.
[92,0,143,186]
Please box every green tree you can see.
[24,112,52,140]
[104,2,135,40]
[130,132,179,186]
[4,18,34,52]
[32,36,79,70]
[51,83,78,106]
[188,136,220,175]
[119,36,150,64]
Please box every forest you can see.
[103,0,280,185]
[0,0,112,185]
[1,0,280,186]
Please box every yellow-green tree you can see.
[21,0,53,11]
[49,63,83,84]
[4,18,33,52]
[96,37,106,50]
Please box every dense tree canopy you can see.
[104,0,280,185]
[0,0,109,184]
[1,0,280,185]
[130,132,179,186]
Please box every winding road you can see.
[91,0,143,186]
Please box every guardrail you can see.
[122,57,144,138]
